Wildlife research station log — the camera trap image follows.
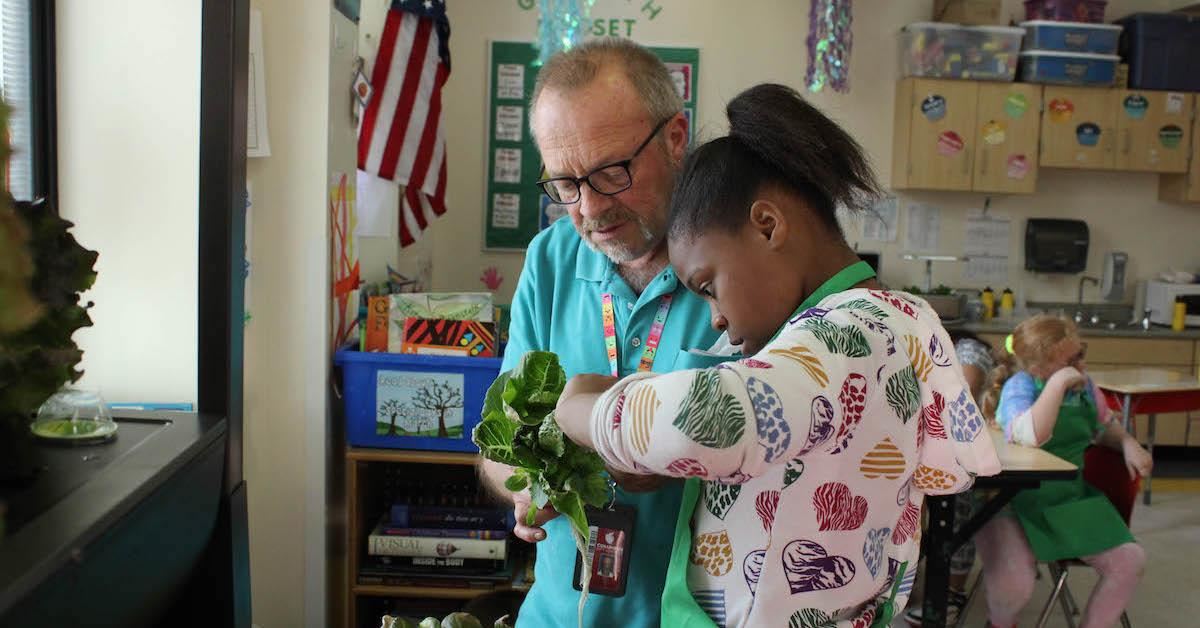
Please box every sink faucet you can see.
[1077,275,1099,304]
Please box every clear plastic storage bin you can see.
[900,23,1025,81]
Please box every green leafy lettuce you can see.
[472,351,609,541]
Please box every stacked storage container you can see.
[1018,1,1121,86]
[899,22,1025,81]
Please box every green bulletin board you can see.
[484,41,700,251]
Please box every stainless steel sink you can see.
[1027,301,1134,328]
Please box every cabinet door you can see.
[1116,91,1193,173]
[973,83,1042,194]
[1040,86,1115,169]
[1159,103,1200,203]
[903,79,978,191]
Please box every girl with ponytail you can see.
[972,314,1149,628]
[555,84,1000,626]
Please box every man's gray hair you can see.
[529,38,683,145]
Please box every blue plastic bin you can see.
[1116,12,1200,92]
[334,349,503,451]
[1018,50,1117,85]
[1021,20,1121,54]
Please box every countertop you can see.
[0,410,227,616]
[945,320,1200,340]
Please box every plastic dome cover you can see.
[31,388,118,443]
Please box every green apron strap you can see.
[660,478,709,626]
[767,260,877,345]
[660,260,877,627]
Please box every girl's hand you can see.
[1048,366,1087,392]
[1121,436,1154,479]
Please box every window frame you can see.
[27,0,56,208]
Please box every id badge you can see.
[572,504,636,597]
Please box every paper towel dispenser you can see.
[1025,219,1089,273]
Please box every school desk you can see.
[920,429,1077,628]
[1091,367,1200,505]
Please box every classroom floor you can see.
[897,479,1200,627]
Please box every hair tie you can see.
[1004,334,1015,355]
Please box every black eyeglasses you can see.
[535,116,672,204]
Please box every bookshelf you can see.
[343,447,529,628]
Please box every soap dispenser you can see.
[1100,251,1128,302]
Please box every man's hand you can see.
[512,491,559,543]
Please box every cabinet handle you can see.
[963,143,973,176]
[980,147,989,176]
[1122,128,1132,154]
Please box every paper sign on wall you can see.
[862,195,898,242]
[963,208,1010,284]
[904,202,941,252]
[495,106,523,142]
[491,193,520,229]
[493,148,522,184]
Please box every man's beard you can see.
[579,208,662,263]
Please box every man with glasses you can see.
[478,38,724,627]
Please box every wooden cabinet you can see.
[893,79,1042,193]
[1115,91,1194,173]
[1041,87,1195,173]
[973,83,1043,194]
[1040,86,1116,170]
[893,79,978,191]
[1159,97,1200,203]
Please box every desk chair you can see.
[1035,445,1137,628]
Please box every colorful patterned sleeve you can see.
[996,371,1039,446]
[587,322,857,482]
[912,325,1002,494]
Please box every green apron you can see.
[1009,381,1135,562]
[660,262,877,627]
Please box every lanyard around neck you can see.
[601,293,673,377]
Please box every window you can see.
[1,0,54,203]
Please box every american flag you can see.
[358,0,451,246]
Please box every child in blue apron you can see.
[555,83,1001,628]
[976,314,1151,628]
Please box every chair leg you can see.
[1036,564,1071,628]
[1120,610,1133,628]
[954,571,982,628]
[1062,576,1081,617]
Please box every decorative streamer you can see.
[806,0,853,93]
[535,0,596,66]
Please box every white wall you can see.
[56,0,201,405]
[242,1,332,627]
[360,0,1198,306]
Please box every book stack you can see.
[360,490,518,587]
[362,291,500,357]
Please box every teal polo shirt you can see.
[502,217,722,628]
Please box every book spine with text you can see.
[368,532,507,560]
[376,526,508,540]
[388,504,511,530]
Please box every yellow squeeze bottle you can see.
[981,287,995,322]
[1172,298,1187,332]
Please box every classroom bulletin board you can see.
[483,41,700,251]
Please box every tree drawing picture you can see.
[375,371,465,438]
